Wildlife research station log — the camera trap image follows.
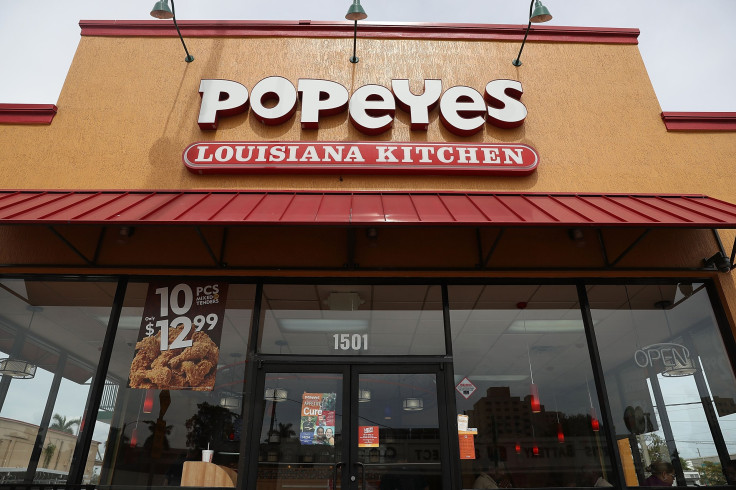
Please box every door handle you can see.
[354,461,365,490]
[333,461,345,490]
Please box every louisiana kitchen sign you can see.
[184,76,539,175]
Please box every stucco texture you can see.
[0,33,732,199]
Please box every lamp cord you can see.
[513,0,536,66]
[170,0,194,62]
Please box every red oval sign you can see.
[183,141,538,175]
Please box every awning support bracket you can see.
[92,227,107,265]
[195,226,222,268]
[597,229,611,267]
[609,228,651,267]
[479,228,505,269]
[48,225,94,266]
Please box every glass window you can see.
[93,281,255,487]
[0,278,117,484]
[588,283,736,486]
[450,285,613,488]
[255,372,343,489]
[259,285,445,356]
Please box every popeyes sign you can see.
[183,77,539,175]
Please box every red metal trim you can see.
[0,104,57,125]
[79,20,639,44]
[661,112,736,132]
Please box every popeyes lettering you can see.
[197,77,527,135]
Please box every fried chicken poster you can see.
[128,281,228,391]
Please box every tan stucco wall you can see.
[0,34,732,197]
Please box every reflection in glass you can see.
[588,283,736,486]
[92,282,255,487]
[0,279,116,484]
[259,285,445,356]
[449,285,613,488]
[358,373,442,490]
[255,373,342,489]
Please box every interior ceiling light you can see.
[358,389,372,402]
[150,0,194,62]
[512,0,553,67]
[0,305,42,380]
[345,0,368,63]
[325,292,364,311]
[402,398,424,411]
[0,359,37,379]
[264,388,288,402]
[507,319,585,333]
[220,393,241,409]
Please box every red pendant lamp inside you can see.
[529,383,541,413]
[130,427,138,447]
[143,389,155,414]
[557,423,565,443]
[590,407,600,431]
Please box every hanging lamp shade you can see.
[143,388,155,413]
[345,0,368,21]
[130,427,139,447]
[0,358,36,379]
[220,393,241,410]
[402,398,424,411]
[590,407,600,431]
[150,0,174,19]
[529,0,553,23]
[358,389,372,402]
[529,383,541,413]
[662,357,697,377]
[264,387,288,402]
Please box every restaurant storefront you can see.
[1,12,736,490]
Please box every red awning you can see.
[1,191,736,227]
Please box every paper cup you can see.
[202,449,214,462]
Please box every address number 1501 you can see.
[333,333,368,351]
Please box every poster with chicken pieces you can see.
[128,281,228,391]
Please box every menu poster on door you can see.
[359,426,380,447]
[300,392,336,446]
[459,433,476,459]
[128,281,228,391]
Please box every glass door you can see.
[353,367,445,490]
[252,364,448,490]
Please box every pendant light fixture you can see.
[402,398,424,411]
[512,0,553,66]
[130,426,139,447]
[143,388,155,414]
[554,395,564,443]
[518,302,542,413]
[264,387,288,402]
[358,389,372,402]
[150,0,194,62]
[130,390,145,448]
[220,392,241,410]
[345,0,368,63]
[590,407,600,432]
[0,305,41,380]
[585,376,600,432]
